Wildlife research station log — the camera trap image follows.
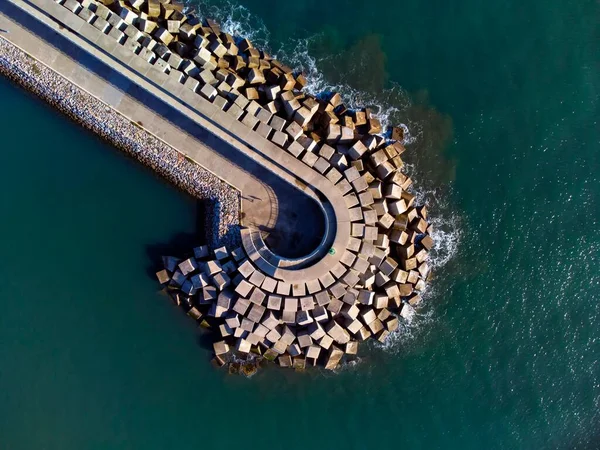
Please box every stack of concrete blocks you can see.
[52,0,437,370]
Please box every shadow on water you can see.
[195,327,216,353]
[144,200,207,280]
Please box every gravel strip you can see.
[0,37,241,248]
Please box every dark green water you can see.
[1,0,599,448]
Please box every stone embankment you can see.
[0,37,240,248]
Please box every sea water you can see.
[0,0,599,448]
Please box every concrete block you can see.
[181,280,195,296]
[328,282,347,299]
[205,260,223,276]
[318,272,336,288]
[368,318,385,335]
[345,318,363,335]
[341,303,360,320]
[153,27,173,45]
[233,298,251,315]
[283,98,301,118]
[77,8,94,23]
[346,341,359,355]
[286,141,304,158]
[237,260,255,278]
[327,298,344,316]
[280,326,297,346]
[290,283,305,297]
[241,112,259,130]
[268,115,286,131]
[236,338,251,353]
[276,281,291,296]
[240,317,256,333]
[107,13,126,31]
[358,191,375,207]
[313,157,330,174]
[293,106,314,127]
[314,290,330,307]
[233,327,247,338]
[300,296,315,311]
[384,283,401,299]
[156,269,170,284]
[301,151,318,168]
[267,295,282,311]
[218,323,232,338]
[336,179,353,195]
[178,257,198,276]
[63,0,82,13]
[318,144,335,160]
[312,306,328,323]
[364,226,378,241]
[213,340,230,355]
[288,343,302,357]
[285,121,303,140]
[357,290,374,305]
[270,130,288,148]
[213,272,231,290]
[92,16,110,33]
[247,303,265,322]
[326,320,351,344]
[376,161,395,179]
[325,167,343,184]
[227,103,244,120]
[226,313,241,329]
[296,310,313,326]
[200,83,217,101]
[255,107,273,124]
[361,308,377,325]
[184,76,200,93]
[326,124,341,143]
[306,344,321,359]
[256,122,273,139]
[352,256,370,274]
[324,346,344,370]
[261,311,280,329]
[248,269,265,286]
[266,328,282,343]
[249,287,266,305]
[284,297,299,312]
[297,331,313,348]
[352,176,369,193]
[357,326,372,341]
[247,68,266,84]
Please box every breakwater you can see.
[1,0,435,372]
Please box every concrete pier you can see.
[0,0,435,372]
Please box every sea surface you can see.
[0,0,599,448]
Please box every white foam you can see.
[193,1,271,48]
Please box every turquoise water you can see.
[1,0,599,448]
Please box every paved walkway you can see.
[0,0,326,258]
